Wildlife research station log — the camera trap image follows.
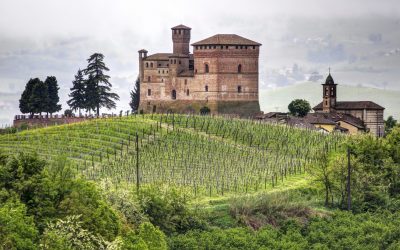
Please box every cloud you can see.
[307,41,347,63]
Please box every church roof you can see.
[324,73,335,85]
[192,34,261,46]
[171,24,191,30]
[313,101,385,111]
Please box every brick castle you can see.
[138,24,261,116]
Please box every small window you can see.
[148,89,151,96]
[226,46,229,49]
[162,70,164,74]
[172,90,176,100]
[184,79,187,85]
[158,63,161,66]
[179,60,181,64]
[158,70,160,74]
[238,64,242,73]
[146,62,149,68]
[186,89,189,96]
[205,85,209,92]
[237,85,242,93]
[195,69,197,74]
[245,46,248,49]
[178,30,181,34]
[174,30,177,34]
[170,59,173,63]
[220,45,223,49]
[235,46,239,49]
[174,59,176,64]
[205,64,209,73]
[240,46,243,49]
[253,46,256,49]
[213,46,216,49]
[161,79,164,82]
[150,62,153,68]
[166,71,168,73]
[147,76,151,82]
[152,105,156,113]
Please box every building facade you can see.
[313,73,385,136]
[138,25,261,116]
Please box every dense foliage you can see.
[129,76,140,112]
[288,99,311,117]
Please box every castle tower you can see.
[171,24,191,55]
[138,49,148,83]
[322,72,337,112]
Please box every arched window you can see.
[205,64,209,73]
[186,89,189,96]
[237,85,242,93]
[146,62,149,68]
[238,64,242,73]
[174,59,176,64]
[171,90,177,100]
[147,89,151,96]
[150,62,153,68]
[147,76,151,82]
[205,85,209,92]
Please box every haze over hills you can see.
[260,82,400,119]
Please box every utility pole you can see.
[347,147,351,211]
[136,133,140,194]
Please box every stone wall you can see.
[13,116,89,128]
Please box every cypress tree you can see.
[84,74,98,115]
[84,53,119,116]
[19,78,40,116]
[129,76,140,112]
[67,69,86,115]
[30,80,48,115]
[44,76,62,115]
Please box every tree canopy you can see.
[129,76,140,112]
[288,99,311,117]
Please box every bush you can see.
[200,106,210,115]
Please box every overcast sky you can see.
[0,0,399,124]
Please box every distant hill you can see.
[260,82,400,119]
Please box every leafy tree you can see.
[84,53,120,116]
[0,199,38,250]
[288,99,311,117]
[44,76,62,115]
[67,69,86,115]
[385,116,397,134]
[19,78,41,116]
[129,76,140,112]
[138,222,167,250]
[30,80,48,115]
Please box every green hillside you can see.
[0,114,342,196]
[260,82,400,119]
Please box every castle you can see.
[138,25,261,116]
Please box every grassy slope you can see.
[260,82,400,119]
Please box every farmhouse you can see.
[138,25,261,116]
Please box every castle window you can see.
[147,76,151,82]
[226,46,229,49]
[150,62,153,68]
[213,46,216,49]
[158,63,161,66]
[153,105,156,113]
[205,64,209,73]
[237,85,242,93]
[171,90,177,100]
[147,89,151,96]
[179,60,181,64]
[167,71,168,73]
[167,64,169,67]
[158,70,160,74]
[238,64,242,73]
[170,59,173,63]
[195,69,197,74]
[186,89,190,96]
[178,30,181,34]
[174,30,177,34]
[146,62,149,68]
[205,85,209,92]
[240,46,243,49]
[245,46,248,49]
[174,59,176,64]
[161,78,164,82]
[253,46,256,49]
[220,45,223,49]
[184,79,187,85]
[162,70,164,74]
[235,46,239,49]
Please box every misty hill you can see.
[260,82,400,119]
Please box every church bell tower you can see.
[322,71,337,113]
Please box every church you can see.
[313,73,385,136]
[137,25,261,116]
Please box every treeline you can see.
[19,53,120,117]
[19,76,61,116]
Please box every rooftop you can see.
[171,24,191,30]
[192,34,261,46]
[313,101,385,111]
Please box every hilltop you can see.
[260,82,400,119]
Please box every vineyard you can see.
[0,114,344,196]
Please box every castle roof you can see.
[192,34,261,46]
[171,24,191,30]
[313,101,385,111]
[144,53,172,61]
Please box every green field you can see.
[0,114,343,196]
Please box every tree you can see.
[19,78,41,116]
[30,80,48,115]
[84,53,120,116]
[44,76,62,115]
[385,116,397,134]
[67,69,86,115]
[129,76,140,112]
[288,99,311,117]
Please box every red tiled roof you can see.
[313,101,384,111]
[144,53,172,61]
[192,34,261,46]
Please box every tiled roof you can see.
[145,53,172,61]
[313,101,384,110]
[192,34,261,46]
[171,24,191,30]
